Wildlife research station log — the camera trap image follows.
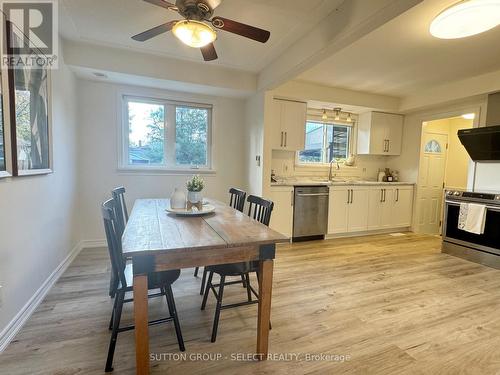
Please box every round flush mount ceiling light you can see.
[172,20,217,48]
[430,0,500,39]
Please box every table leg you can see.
[134,274,149,375]
[257,259,273,361]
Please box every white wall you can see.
[0,45,80,340]
[388,100,486,185]
[77,80,247,241]
[244,92,265,196]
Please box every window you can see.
[298,121,352,164]
[123,96,211,170]
[424,139,442,153]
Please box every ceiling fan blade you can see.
[132,21,177,42]
[211,16,270,43]
[143,0,176,10]
[201,43,218,61]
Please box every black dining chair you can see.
[102,199,185,372]
[201,195,274,343]
[194,187,247,295]
[109,187,128,298]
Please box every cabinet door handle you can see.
[384,189,387,202]
[291,190,294,206]
[396,189,399,202]
[284,132,287,148]
[347,190,350,204]
[380,189,384,202]
[280,132,283,147]
[350,189,354,204]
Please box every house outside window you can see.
[298,121,352,165]
[122,96,212,171]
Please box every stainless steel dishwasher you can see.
[293,186,329,241]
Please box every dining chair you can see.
[109,187,128,298]
[194,187,248,295]
[102,199,185,372]
[201,195,274,342]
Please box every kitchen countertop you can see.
[270,180,415,187]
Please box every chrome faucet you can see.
[328,159,340,180]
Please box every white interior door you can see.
[416,132,448,234]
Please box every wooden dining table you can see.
[122,198,288,374]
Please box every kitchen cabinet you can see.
[368,186,413,230]
[357,111,404,155]
[270,99,307,151]
[392,186,414,227]
[328,186,369,234]
[268,186,294,238]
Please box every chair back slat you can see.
[229,188,246,212]
[112,186,128,237]
[246,195,274,227]
[102,199,128,289]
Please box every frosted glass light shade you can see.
[430,0,500,39]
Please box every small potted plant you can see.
[186,175,205,205]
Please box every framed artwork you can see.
[6,20,52,176]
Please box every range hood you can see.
[458,92,500,161]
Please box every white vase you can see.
[170,188,186,209]
[187,191,202,204]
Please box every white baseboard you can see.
[81,239,106,248]
[325,227,411,239]
[0,241,84,353]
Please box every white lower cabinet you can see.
[268,186,294,238]
[330,184,414,235]
[392,186,414,227]
[328,186,369,234]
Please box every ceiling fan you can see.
[132,0,271,61]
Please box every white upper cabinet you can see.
[357,111,404,156]
[270,99,307,151]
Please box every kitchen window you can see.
[121,96,212,171]
[298,121,352,164]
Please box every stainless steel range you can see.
[442,189,500,269]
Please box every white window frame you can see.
[296,120,354,167]
[118,94,214,174]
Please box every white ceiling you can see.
[60,0,342,73]
[298,0,500,98]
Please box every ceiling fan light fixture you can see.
[172,20,217,48]
[430,0,500,39]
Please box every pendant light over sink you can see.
[430,0,500,39]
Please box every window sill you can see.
[17,169,53,176]
[117,167,217,176]
[0,171,12,179]
[294,163,358,171]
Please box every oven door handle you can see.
[445,200,500,212]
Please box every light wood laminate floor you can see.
[2,233,500,374]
